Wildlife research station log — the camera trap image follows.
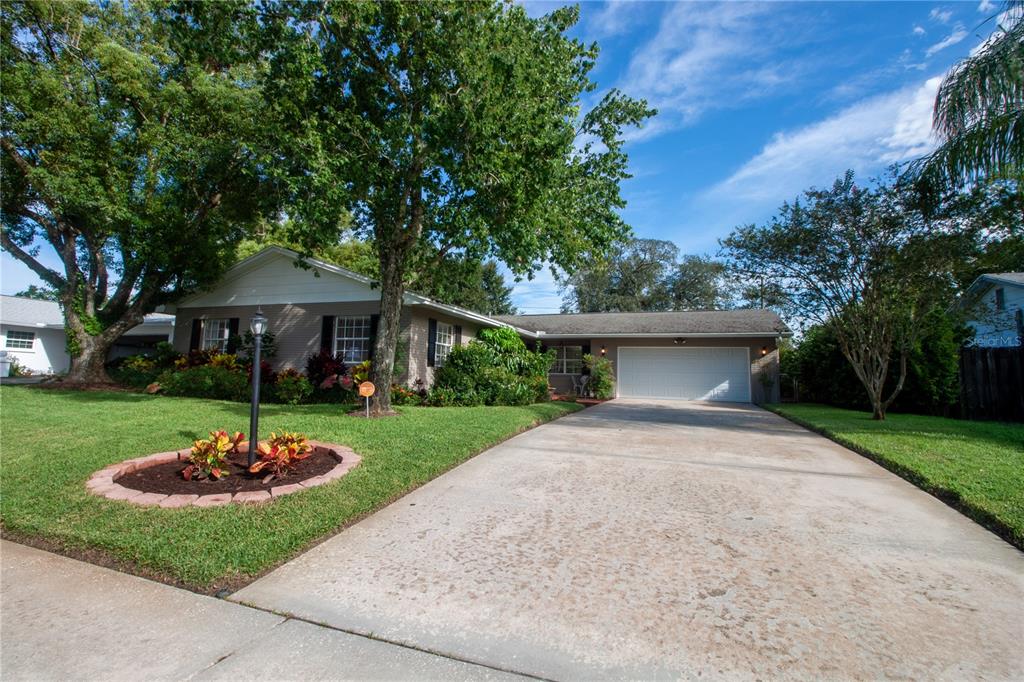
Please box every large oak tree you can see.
[1,0,275,382]
[267,1,654,413]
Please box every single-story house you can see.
[0,295,175,375]
[169,247,790,403]
[960,273,1023,348]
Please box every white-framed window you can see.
[995,287,1005,311]
[201,319,231,352]
[335,315,371,363]
[435,322,454,367]
[551,345,582,374]
[5,330,35,350]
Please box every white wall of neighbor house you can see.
[969,283,1024,347]
[539,336,780,403]
[1,325,70,374]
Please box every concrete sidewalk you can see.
[0,541,520,681]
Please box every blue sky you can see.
[1,1,1006,313]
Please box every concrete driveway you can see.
[233,400,1024,680]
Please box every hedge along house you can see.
[168,247,506,386]
[169,246,791,403]
[496,311,790,403]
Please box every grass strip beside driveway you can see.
[767,403,1024,550]
[0,386,580,589]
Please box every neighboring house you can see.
[169,247,791,403]
[0,295,175,375]
[961,273,1024,348]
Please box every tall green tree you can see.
[916,1,1024,189]
[13,284,57,301]
[669,255,734,310]
[268,2,653,413]
[237,226,517,315]
[722,171,967,420]
[1,0,274,382]
[560,238,678,312]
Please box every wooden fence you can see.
[960,346,1024,422]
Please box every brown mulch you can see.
[30,380,137,392]
[115,447,342,495]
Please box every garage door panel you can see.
[618,347,750,402]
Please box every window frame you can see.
[995,287,1006,311]
[435,321,454,367]
[200,318,231,352]
[550,345,583,375]
[334,315,372,364]
[5,330,35,350]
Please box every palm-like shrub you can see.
[917,2,1023,188]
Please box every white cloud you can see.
[705,76,941,205]
[929,8,953,24]
[617,2,814,139]
[588,0,645,38]
[508,265,566,314]
[925,24,968,57]
[978,0,996,13]
[913,25,926,36]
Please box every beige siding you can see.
[173,302,381,371]
[539,336,780,403]
[178,251,378,308]
[405,309,479,388]
[174,303,481,387]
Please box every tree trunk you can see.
[64,333,115,384]
[369,244,408,415]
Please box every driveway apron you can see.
[232,400,1024,680]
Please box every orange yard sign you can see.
[358,381,376,398]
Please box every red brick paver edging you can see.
[85,442,361,508]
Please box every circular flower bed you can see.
[86,441,361,508]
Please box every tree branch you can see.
[0,229,66,288]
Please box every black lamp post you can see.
[247,308,268,467]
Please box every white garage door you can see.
[617,347,751,402]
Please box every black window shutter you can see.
[321,316,335,353]
[227,318,241,353]
[189,319,203,351]
[581,343,591,375]
[368,314,380,360]
[454,325,462,346]
[427,318,438,367]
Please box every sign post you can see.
[358,381,375,418]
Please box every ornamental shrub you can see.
[183,430,244,481]
[306,350,346,387]
[273,369,313,405]
[432,329,553,406]
[583,354,614,399]
[248,431,312,480]
[158,365,249,402]
[391,384,424,406]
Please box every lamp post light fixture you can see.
[247,309,268,467]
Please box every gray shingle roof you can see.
[0,295,64,327]
[495,309,790,336]
[1,295,174,328]
[982,273,1024,286]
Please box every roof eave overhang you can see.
[533,331,792,339]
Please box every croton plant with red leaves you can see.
[248,431,313,481]
[183,430,244,481]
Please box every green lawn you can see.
[768,403,1024,550]
[0,386,580,589]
